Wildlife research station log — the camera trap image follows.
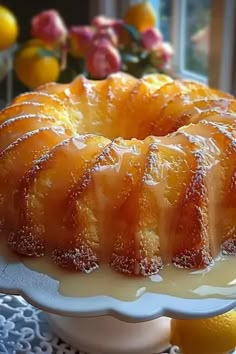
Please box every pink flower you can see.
[31,9,67,45]
[150,42,173,69]
[93,27,118,47]
[92,15,123,29]
[141,28,162,51]
[86,40,121,79]
[92,15,125,45]
[69,26,94,58]
[160,42,173,63]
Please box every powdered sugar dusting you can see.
[111,253,163,276]
[173,249,213,269]
[8,225,45,257]
[52,246,99,273]
[0,114,56,131]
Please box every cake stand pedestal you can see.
[48,314,171,354]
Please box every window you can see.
[171,0,210,84]
[171,0,235,92]
[149,0,171,41]
[183,0,211,77]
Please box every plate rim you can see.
[0,256,236,322]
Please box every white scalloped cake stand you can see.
[1,256,236,354]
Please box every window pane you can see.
[149,0,171,41]
[184,0,211,76]
[159,0,171,41]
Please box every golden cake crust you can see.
[0,72,236,276]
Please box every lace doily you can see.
[0,294,179,354]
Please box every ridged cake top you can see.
[0,72,236,276]
[35,72,235,140]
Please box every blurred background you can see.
[0,0,235,108]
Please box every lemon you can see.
[15,45,60,89]
[0,5,18,50]
[170,310,236,354]
[124,1,156,32]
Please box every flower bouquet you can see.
[14,1,173,89]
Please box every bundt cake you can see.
[0,72,236,276]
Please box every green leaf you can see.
[121,52,140,63]
[123,24,141,44]
[36,48,59,58]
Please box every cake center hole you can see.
[70,76,177,140]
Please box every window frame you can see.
[164,0,236,92]
[208,0,236,93]
[171,0,208,85]
[90,0,120,20]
